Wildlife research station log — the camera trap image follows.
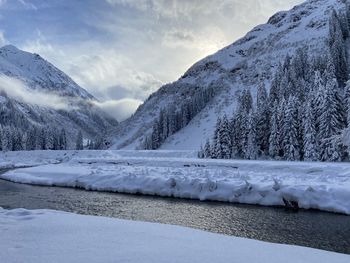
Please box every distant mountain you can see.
[111,0,348,151]
[0,45,117,148]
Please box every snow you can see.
[112,0,346,150]
[0,44,93,99]
[0,207,348,263]
[1,150,350,215]
[0,45,117,142]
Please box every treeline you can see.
[0,126,70,151]
[0,90,111,151]
[0,125,112,152]
[199,10,350,162]
[142,86,216,149]
[0,126,86,151]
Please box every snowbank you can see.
[1,150,350,215]
[0,150,197,169]
[0,208,348,263]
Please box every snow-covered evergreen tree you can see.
[11,129,23,151]
[256,82,270,156]
[329,10,348,84]
[217,114,232,159]
[269,103,280,159]
[303,102,318,161]
[59,129,67,150]
[0,127,2,151]
[76,130,84,150]
[2,126,12,151]
[245,111,258,160]
[204,139,212,158]
[278,98,287,157]
[320,77,345,161]
[283,96,300,161]
[345,79,350,126]
[211,117,222,159]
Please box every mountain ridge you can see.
[0,45,117,148]
[111,0,346,150]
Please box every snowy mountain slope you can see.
[111,0,345,150]
[0,45,117,145]
[0,45,93,99]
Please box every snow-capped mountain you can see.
[112,0,347,150]
[0,45,94,99]
[0,45,117,145]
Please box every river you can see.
[0,177,349,254]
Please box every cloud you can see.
[0,75,75,110]
[162,26,228,54]
[93,98,142,121]
[10,0,303,121]
[17,0,38,10]
[105,0,301,20]
[105,0,223,19]
[0,0,40,10]
[21,35,161,120]
[0,31,8,46]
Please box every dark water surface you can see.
[0,175,349,254]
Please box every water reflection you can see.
[0,179,349,254]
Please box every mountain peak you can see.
[0,44,94,100]
[112,0,349,150]
[0,44,19,52]
[0,45,117,143]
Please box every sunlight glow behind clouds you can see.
[1,0,303,120]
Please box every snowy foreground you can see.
[0,207,349,263]
[1,150,350,214]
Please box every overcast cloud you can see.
[0,0,302,121]
[0,75,75,110]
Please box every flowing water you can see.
[0,175,349,254]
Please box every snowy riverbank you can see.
[1,150,350,214]
[0,207,349,263]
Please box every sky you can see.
[0,0,303,121]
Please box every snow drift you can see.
[1,150,350,215]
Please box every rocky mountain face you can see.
[112,0,347,150]
[0,45,117,147]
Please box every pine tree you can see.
[2,126,12,151]
[256,82,270,156]
[11,129,23,151]
[319,78,344,139]
[269,63,283,106]
[217,114,232,159]
[59,129,67,150]
[198,145,205,158]
[345,79,350,126]
[269,103,280,159]
[320,78,345,161]
[211,117,222,159]
[311,71,325,136]
[230,114,239,158]
[39,128,47,150]
[283,96,300,161]
[204,139,211,158]
[278,98,287,157]
[245,111,258,160]
[0,127,2,151]
[52,130,60,150]
[303,102,318,161]
[329,10,348,84]
[45,128,55,150]
[151,121,161,150]
[25,127,37,150]
[76,130,84,150]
